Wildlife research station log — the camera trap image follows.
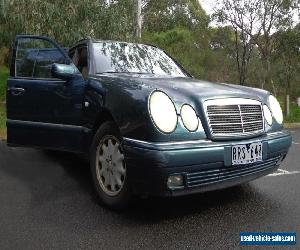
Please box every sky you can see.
[199,0,214,15]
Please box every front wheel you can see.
[90,121,131,210]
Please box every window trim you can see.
[11,76,67,81]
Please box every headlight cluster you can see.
[263,95,283,126]
[149,91,202,133]
[181,104,199,132]
[149,91,178,133]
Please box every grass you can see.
[0,66,8,139]
[0,66,8,102]
[0,104,6,139]
[284,102,300,123]
[278,96,300,123]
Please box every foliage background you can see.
[0,0,300,134]
[1,0,299,93]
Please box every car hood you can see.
[95,73,269,104]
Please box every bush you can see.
[0,47,9,66]
[284,102,300,123]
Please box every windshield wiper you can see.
[98,71,154,74]
[98,71,120,74]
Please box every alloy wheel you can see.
[95,135,126,196]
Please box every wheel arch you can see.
[92,108,119,135]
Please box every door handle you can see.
[8,87,25,96]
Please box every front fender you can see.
[86,76,206,142]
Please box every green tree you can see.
[214,0,299,89]
[206,26,238,83]
[143,0,209,33]
[0,0,137,48]
[273,28,300,115]
[142,28,207,78]
[141,0,213,80]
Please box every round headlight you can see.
[181,104,199,132]
[149,91,178,133]
[263,105,272,126]
[269,95,283,124]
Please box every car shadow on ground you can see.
[42,150,264,221]
[0,143,270,225]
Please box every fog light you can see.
[167,175,184,189]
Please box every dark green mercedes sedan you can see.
[6,35,292,209]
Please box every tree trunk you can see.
[260,57,270,89]
[285,94,290,117]
[136,0,142,39]
[285,75,291,117]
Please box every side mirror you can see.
[51,63,78,80]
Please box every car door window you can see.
[69,46,88,79]
[69,48,79,66]
[15,38,68,79]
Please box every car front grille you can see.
[205,98,264,138]
[186,156,280,188]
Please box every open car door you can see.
[7,35,86,152]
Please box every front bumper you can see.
[123,130,292,197]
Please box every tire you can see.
[90,121,131,210]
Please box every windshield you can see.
[93,42,187,77]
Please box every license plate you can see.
[232,142,262,165]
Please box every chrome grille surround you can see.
[204,98,264,138]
